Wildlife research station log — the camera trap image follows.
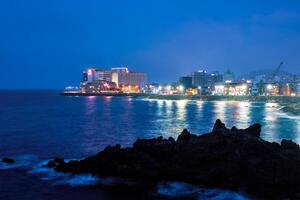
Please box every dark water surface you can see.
[1,91,299,200]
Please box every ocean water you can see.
[0,90,299,200]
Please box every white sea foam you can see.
[54,174,99,186]
[157,182,249,200]
[28,159,100,187]
[0,154,37,170]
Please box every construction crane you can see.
[270,62,283,82]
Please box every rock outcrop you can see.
[1,157,15,164]
[46,120,300,199]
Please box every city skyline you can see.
[1,0,300,89]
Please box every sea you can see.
[0,90,299,200]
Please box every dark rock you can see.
[48,119,300,199]
[281,139,299,150]
[2,157,15,164]
[212,119,228,134]
[45,160,56,168]
[244,123,261,138]
[44,157,66,169]
[54,157,65,164]
[177,129,191,142]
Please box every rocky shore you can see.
[46,120,300,199]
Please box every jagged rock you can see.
[2,157,15,164]
[46,119,300,199]
[43,157,65,168]
[212,119,228,134]
[244,123,261,138]
[281,139,299,150]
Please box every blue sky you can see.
[0,0,300,89]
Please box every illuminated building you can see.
[186,88,198,95]
[176,85,185,94]
[80,80,118,93]
[192,70,210,87]
[227,83,250,96]
[211,71,224,84]
[213,83,251,96]
[281,83,291,96]
[82,67,147,93]
[83,68,112,82]
[213,85,225,96]
[264,84,279,96]
[119,84,140,93]
[191,70,223,95]
[143,83,160,94]
[111,67,129,74]
[95,69,112,82]
[83,68,96,83]
[112,71,147,89]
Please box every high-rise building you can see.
[112,71,147,88]
[192,70,210,87]
[192,70,222,87]
[223,69,235,83]
[179,76,193,89]
[83,68,96,83]
[95,69,112,82]
[111,67,129,74]
[83,68,112,82]
[211,71,223,84]
[82,67,147,89]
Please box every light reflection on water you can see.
[84,98,299,148]
[134,99,300,145]
[1,93,299,159]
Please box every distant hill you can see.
[240,69,295,80]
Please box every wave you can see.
[28,159,100,187]
[1,156,250,197]
[157,182,249,200]
[0,154,37,170]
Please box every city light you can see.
[242,84,247,90]
[267,84,273,90]
[166,85,171,90]
[68,66,300,97]
[178,85,184,92]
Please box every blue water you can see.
[0,91,299,200]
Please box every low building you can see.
[143,83,160,94]
[186,88,198,95]
[213,83,251,96]
[264,84,279,96]
[80,80,118,93]
[119,84,140,93]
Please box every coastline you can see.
[61,92,300,115]
[45,120,300,199]
[60,92,300,102]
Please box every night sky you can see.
[1,0,300,89]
